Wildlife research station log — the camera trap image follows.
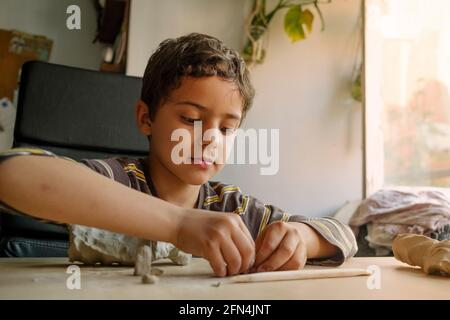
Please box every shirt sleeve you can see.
[78,158,130,187]
[287,214,358,266]
[0,147,68,163]
[221,186,358,266]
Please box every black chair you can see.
[0,61,147,257]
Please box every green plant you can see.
[242,0,332,66]
[351,67,362,102]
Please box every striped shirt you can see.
[0,148,358,266]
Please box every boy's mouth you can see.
[190,157,214,169]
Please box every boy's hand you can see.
[174,209,255,277]
[250,221,308,273]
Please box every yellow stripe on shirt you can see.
[257,205,272,237]
[123,163,145,175]
[124,169,146,181]
[281,212,291,222]
[0,148,54,157]
[234,195,249,215]
[203,185,241,206]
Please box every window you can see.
[365,0,450,195]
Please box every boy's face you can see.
[136,76,243,185]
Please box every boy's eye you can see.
[221,127,236,135]
[181,116,201,124]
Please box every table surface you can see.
[0,257,448,299]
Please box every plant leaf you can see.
[284,6,314,42]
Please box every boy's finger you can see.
[248,231,266,273]
[237,217,255,248]
[220,236,243,276]
[254,227,268,253]
[232,226,255,273]
[256,231,298,272]
[278,242,307,271]
[253,226,286,269]
[204,242,228,277]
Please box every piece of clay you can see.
[133,247,164,277]
[134,245,153,276]
[215,268,371,285]
[152,241,192,265]
[68,225,192,267]
[392,233,450,276]
[142,274,159,284]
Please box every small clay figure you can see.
[392,233,450,276]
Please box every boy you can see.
[0,33,357,277]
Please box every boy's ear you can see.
[135,100,152,136]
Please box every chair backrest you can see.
[14,61,147,159]
[1,61,147,248]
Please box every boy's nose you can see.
[202,136,219,150]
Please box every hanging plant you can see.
[243,0,332,66]
[351,65,362,102]
[350,4,363,103]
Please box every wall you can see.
[0,0,104,150]
[127,0,363,217]
[0,0,103,71]
[127,0,250,75]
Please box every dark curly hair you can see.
[140,33,255,123]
